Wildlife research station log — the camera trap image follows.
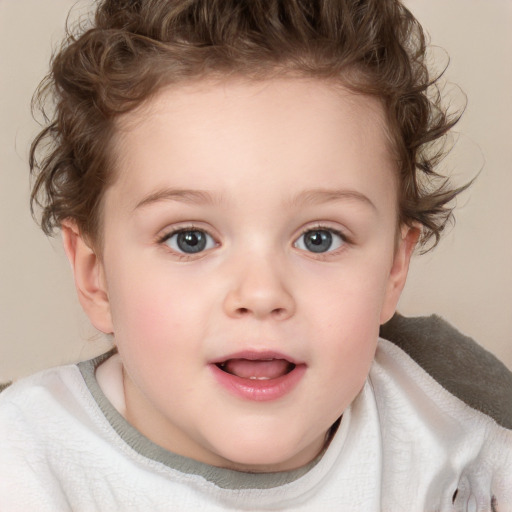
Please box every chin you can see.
[220,454,300,474]
[211,434,323,473]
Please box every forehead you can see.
[108,78,397,213]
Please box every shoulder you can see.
[0,363,90,437]
[376,316,512,509]
[380,313,512,429]
[0,362,104,467]
[1,363,85,401]
[0,364,92,509]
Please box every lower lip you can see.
[209,364,306,402]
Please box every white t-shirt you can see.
[1,338,511,511]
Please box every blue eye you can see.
[164,229,216,254]
[294,229,345,253]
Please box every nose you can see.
[223,255,296,321]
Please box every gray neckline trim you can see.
[78,351,324,490]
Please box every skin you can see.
[62,78,418,473]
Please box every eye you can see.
[294,228,345,254]
[163,229,216,254]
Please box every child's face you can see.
[71,78,416,472]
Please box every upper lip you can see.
[209,350,304,366]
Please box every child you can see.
[1,0,511,509]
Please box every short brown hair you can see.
[30,0,467,250]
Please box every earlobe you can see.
[379,225,421,324]
[61,220,113,334]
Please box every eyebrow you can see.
[134,188,219,210]
[288,188,377,211]
[133,186,377,212]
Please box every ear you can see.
[379,224,421,324]
[61,220,113,334]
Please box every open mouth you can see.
[210,353,306,401]
[216,358,296,381]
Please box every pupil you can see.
[177,231,206,253]
[305,230,332,253]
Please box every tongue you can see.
[223,359,292,380]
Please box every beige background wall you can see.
[1,0,511,382]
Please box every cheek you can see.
[107,261,216,353]
[301,254,391,324]
[300,257,389,373]
[109,276,203,389]
[107,272,177,346]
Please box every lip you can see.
[210,350,303,366]
[209,351,306,402]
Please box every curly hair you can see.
[30,0,467,250]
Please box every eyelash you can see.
[156,225,218,259]
[299,225,348,240]
[156,224,350,259]
[294,225,349,255]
